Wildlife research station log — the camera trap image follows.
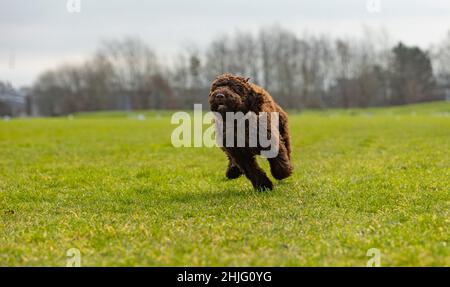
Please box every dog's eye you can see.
[233,85,244,95]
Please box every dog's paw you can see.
[269,158,293,180]
[271,166,292,180]
[226,165,242,179]
[253,176,273,191]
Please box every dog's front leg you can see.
[223,149,243,179]
[231,152,273,191]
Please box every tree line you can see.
[25,26,450,115]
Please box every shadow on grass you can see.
[167,188,252,204]
[134,184,282,206]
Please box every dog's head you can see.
[208,73,253,114]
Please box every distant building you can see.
[0,82,27,117]
[434,76,450,102]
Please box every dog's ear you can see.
[245,91,263,113]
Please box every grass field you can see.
[0,102,449,266]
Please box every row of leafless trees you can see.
[26,26,450,115]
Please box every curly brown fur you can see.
[209,73,293,191]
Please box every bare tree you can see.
[433,31,450,87]
[96,37,160,109]
[28,26,446,115]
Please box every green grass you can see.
[0,102,449,266]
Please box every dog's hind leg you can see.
[268,143,292,180]
[278,111,291,160]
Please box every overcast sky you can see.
[1,0,450,87]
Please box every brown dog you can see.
[208,73,292,190]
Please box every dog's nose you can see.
[216,93,225,99]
